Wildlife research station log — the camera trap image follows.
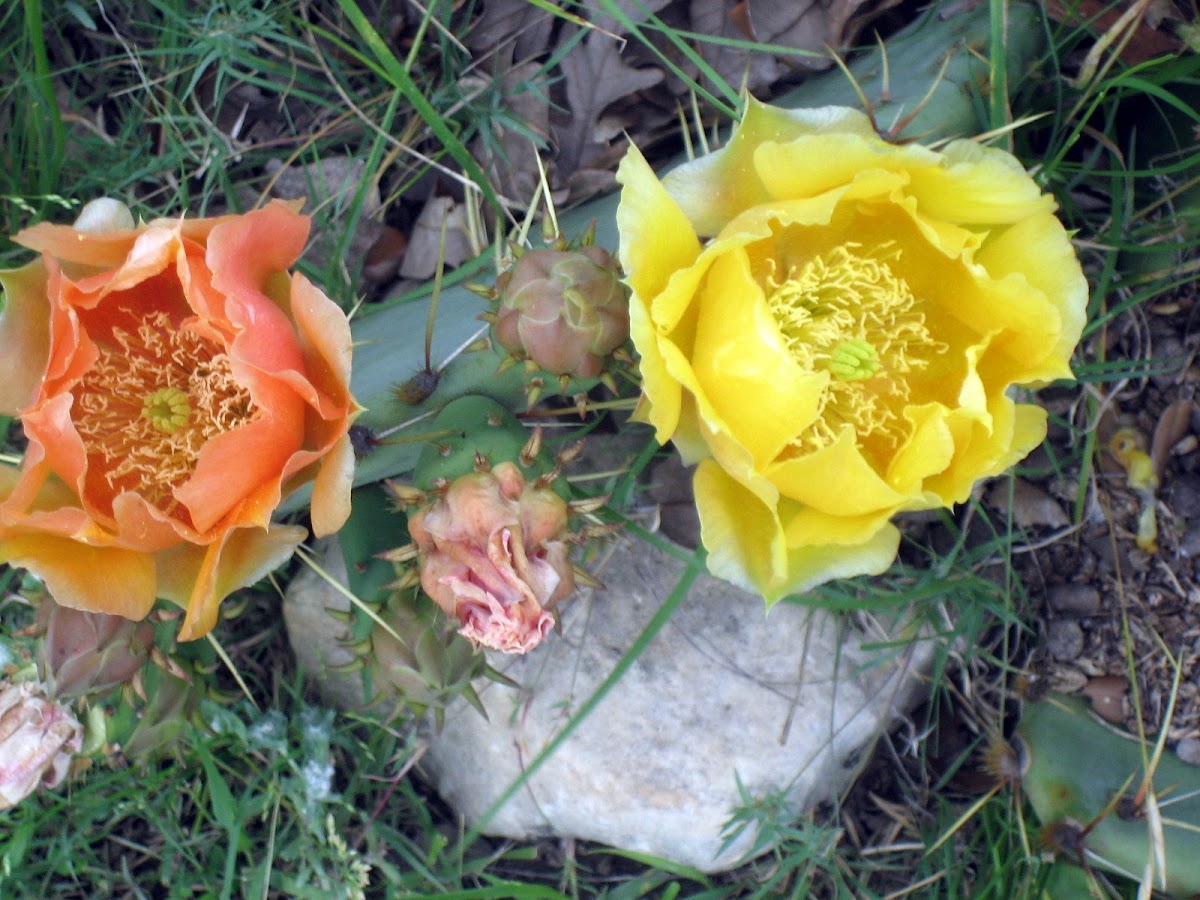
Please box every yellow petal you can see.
[691,248,824,466]
[906,139,1057,225]
[926,395,1047,505]
[886,403,957,494]
[774,515,901,602]
[781,502,900,548]
[664,101,877,235]
[753,133,936,203]
[159,524,307,641]
[693,459,785,597]
[615,143,701,304]
[310,432,354,536]
[975,211,1087,383]
[0,260,51,415]
[0,534,156,621]
[766,428,906,516]
[627,286,682,445]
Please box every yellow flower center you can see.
[74,311,259,512]
[765,242,938,456]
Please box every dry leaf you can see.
[985,478,1070,530]
[1150,394,1194,479]
[399,194,475,280]
[555,29,664,177]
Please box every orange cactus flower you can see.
[0,200,357,640]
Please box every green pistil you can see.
[826,339,879,382]
[142,387,191,433]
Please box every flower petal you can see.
[0,260,52,415]
[766,429,907,516]
[0,533,156,621]
[691,248,824,466]
[616,143,701,305]
[159,524,307,641]
[975,211,1088,383]
[664,100,878,235]
[309,432,354,537]
[693,459,785,597]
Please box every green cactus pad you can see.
[1017,692,1200,897]
[411,395,540,489]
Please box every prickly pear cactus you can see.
[1016,692,1200,898]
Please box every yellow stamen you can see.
[765,242,941,456]
[74,310,259,513]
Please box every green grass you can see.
[3,0,1200,896]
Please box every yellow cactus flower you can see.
[616,99,1088,602]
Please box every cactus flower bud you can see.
[493,246,630,379]
[37,602,156,700]
[0,681,83,809]
[408,461,574,654]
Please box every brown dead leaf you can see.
[398,194,476,280]
[985,478,1070,530]
[465,0,558,66]
[1150,394,1195,479]
[554,28,665,177]
[689,0,835,96]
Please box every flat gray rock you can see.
[286,532,933,872]
[418,534,931,871]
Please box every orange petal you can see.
[0,533,156,621]
[288,273,353,417]
[13,221,140,270]
[206,201,309,305]
[309,433,354,537]
[0,260,52,415]
[159,524,307,641]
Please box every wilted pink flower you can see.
[407,462,574,654]
[0,681,83,809]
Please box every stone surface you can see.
[288,531,932,874]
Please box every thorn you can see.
[599,373,618,395]
[329,657,367,676]
[573,392,588,418]
[383,479,426,507]
[377,542,419,564]
[465,282,495,299]
[556,439,585,466]
[341,636,375,656]
[568,493,609,515]
[473,451,490,472]
[150,646,192,683]
[130,669,147,703]
[572,565,604,589]
[385,568,423,591]
[496,354,520,375]
[477,310,497,324]
[520,426,544,467]
[523,359,540,375]
[322,606,355,624]
[525,378,544,409]
[611,347,633,365]
[465,337,491,353]
[559,374,571,395]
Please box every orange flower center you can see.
[766,242,941,458]
[74,311,258,512]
